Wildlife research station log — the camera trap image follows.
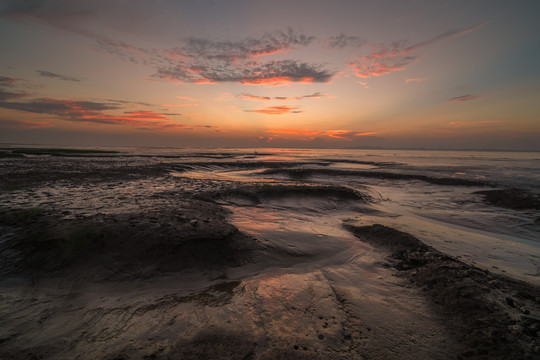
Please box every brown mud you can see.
[345,224,540,359]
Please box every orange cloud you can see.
[214,93,235,101]
[163,103,198,107]
[405,77,427,83]
[239,93,271,101]
[177,96,199,101]
[266,128,376,140]
[246,106,303,115]
[351,23,485,79]
[446,121,502,128]
[0,97,218,131]
[239,76,318,86]
[239,92,334,102]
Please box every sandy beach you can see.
[1,148,539,359]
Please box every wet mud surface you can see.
[1,152,539,359]
[345,224,540,359]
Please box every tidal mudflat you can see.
[0,147,539,359]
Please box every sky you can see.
[1,0,539,150]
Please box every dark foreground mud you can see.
[0,200,257,281]
[345,224,540,359]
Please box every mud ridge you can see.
[0,200,260,281]
[475,188,540,210]
[320,158,400,167]
[263,168,492,186]
[175,160,329,170]
[344,223,540,359]
[195,183,372,205]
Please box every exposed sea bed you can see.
[0,148,539,359]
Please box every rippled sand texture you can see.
[1,148,539,359]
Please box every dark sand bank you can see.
[1,153,539,359]
[195,183,372,206]
[262,167,492,186]
[0,201,257,281]
[345,224,540,359]
[475,188,540,210]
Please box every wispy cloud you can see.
[239,93,272,102]
[0,88,28,101]
[163,103,197,107]
[37,70,80,82]
[266,128,376,140]
[0,98,119,114]
[0,76,23,86]
[446,120,502,128]
[0,118,54,129]
[173,29,314,62]
[322,33,366,49]
[448,94,481,103]
[246,105,303,115]
[239,92,333,101]
[405,77,427,83]
[214,93,235,101]
[0,76,29,100]
[177,96,198,102]
[350,23,486,79]
[0,96,214,130]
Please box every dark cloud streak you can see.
[176,28,314,62]
[323,34,366,49]
[239,92,332,101]
[37,70,80,82]
[448,94,481,103]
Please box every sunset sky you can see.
[1,0,539,149]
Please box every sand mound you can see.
[196,183,371,206]
[0,200,259,281]
[263,167,491,186]
[345,224,540,359]
[475,188,540,210]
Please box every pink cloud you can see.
[405,77,427,83]
[265,128,376,140]
[246,106,303,115]
[350,23,486,79]
[0,97,217,131]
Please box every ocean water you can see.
[3,146,540,284]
